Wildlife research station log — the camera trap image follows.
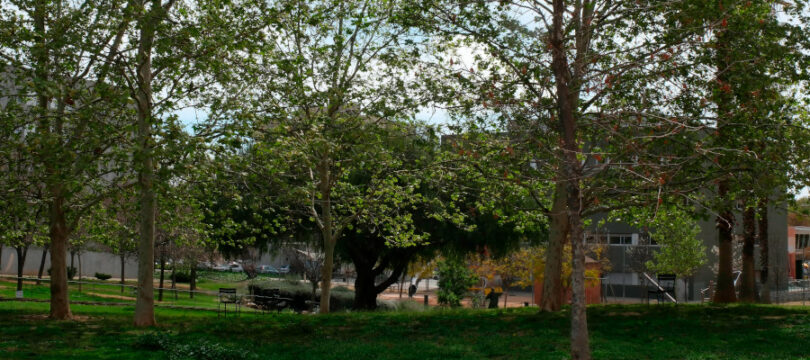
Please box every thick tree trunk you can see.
[37,245,48,285]
[739,206,756,302]
[550,0,590,355]
[353,270,378,310]
[541,181,569,312]
[133,0,162,327]
[758,199,770,303]
[713,182,737,303]
[320,233,335,313]
[16,246,29,292]
[318,158,335,314]
[49,194,72,320]
[712,17,737,305]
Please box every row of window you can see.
[797,234,810,250]
[586,234,658,246]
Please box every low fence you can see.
[0,275,300,313]
[770,279,810,305]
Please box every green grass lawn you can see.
[0,301,809,359]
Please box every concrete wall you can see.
[0,245,139,279]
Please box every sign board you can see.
[15,290,23,299]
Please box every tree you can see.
[412,2,716,356]
[214,0,433,313]
[666,0,810,303]
[436,257,477,307]
[112,0,266,326]
[286,244,325,301]
[609,204,707,300]
[0,0,136,319]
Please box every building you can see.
[594,205,789,302]
[788,226,810,279]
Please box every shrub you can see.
[436,258,477,307]
[172,270,192,283]
[133,332,256,360]
[47,267,77,280]
[94,273,112,281]
[249,280,355,312]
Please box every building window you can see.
[797,234,810,250]
[609,235,633,245]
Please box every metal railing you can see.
[0,275,293,313]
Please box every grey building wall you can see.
[0,245,139,279]
[593,201,788,301]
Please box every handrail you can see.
[643,273,677,303]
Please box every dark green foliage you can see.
[248,280,354,312]
[134,331,257,360]
[436,258,477,307]
[172,271,192,283]
[94,273,112,281]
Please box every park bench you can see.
[252,288,293,313]
[218,288,241,317]
[646,274,677,304]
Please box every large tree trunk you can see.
[712,15,737,305]
[541,181,569,312]
[318,158,335,314]
[713,185,737,303]
[319,234,335,313]
[37,245,49,285]
[49,194,72,320]
[739,206,756,302]
[550,0,590,356]
[16,246,29,292]
[353,265,378,310]
[133,0,162,327]
[758,199,770,303]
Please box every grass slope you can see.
[0,302,808,359]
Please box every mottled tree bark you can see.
[133,0,162,327]
[713,184,737,303]
[550,0,590,355]
[739,206,756,302]
[541,181,569,312]
[758,199,770,303]
[49,194,72,319]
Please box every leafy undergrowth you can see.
[0,302,808,359]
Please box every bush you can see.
[172,270,192,283]
[436,258,477,307]
[94,273,112,281]
[47,267,77,280]
[248,280,355,312]
[133,332,256,360]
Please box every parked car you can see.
[228,263,244,272]
[213,263,244,272]
[212,264,229,272]
[258,265,290,274]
